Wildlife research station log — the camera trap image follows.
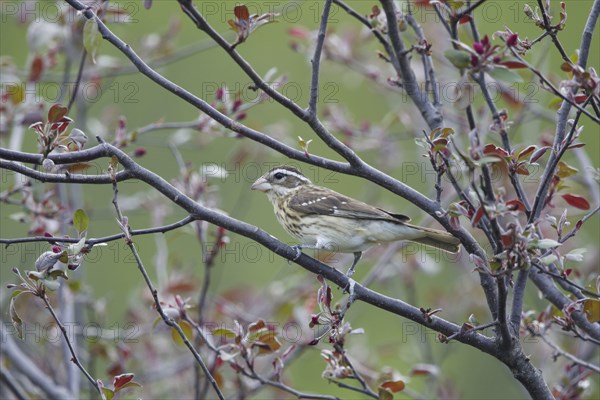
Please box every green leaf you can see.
[83,18,102,64]
[583,299,600,322]
[444,49,471,69]
[10,297,24,340]
[447,0,465,10]
[548,96,563,109]
[212,327,237,338]
[477,156,504,165]
[556,161,579,178]
[565,248,586,262]
[102,387,115,400]
[219,350,240,361]
[528,238,561,250]
[468,313,480,325]
[378,387,394,400]
[42,278,61,291]
[73,209,89,233]
[67,237,87,257]
[540,254,558,265]
[488,67,523,83]
[171,321,193,346]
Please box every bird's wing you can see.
[288,187,410,222]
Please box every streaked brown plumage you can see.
[251,166,460,275]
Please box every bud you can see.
[524,4,535,19]
[506,33,518,47]
[473,42,484,55]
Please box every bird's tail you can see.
[405,224,461,253]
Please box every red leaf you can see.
[483,143,509,158]
[501,234,514,247]
[48,104,68,123]
[567,143,586,149]
[499,60,528,69]
[515,165,530,175]
[234,5,249,21]
[381,380,405,393]
[471,207,484,226]
[574,94,589,104]
[530,146,550,163]
[516,145,536,161]
[506,199,526,212]
[458,15,471,24]
[560,62,573,72]
[29,56,44,82]
[288,26,309,39]
[113,373,134,390]
[562,194,590,210]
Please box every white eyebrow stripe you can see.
[269,169,311,183]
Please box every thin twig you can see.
[532,262,600,299]
[308,0,333,117]
[454,0,487,21]
[0,366,29,400]
[532,328,600,373]
[175,0,361,166]
[333,344,377,398]
[42,294,101,395]
[535,0,571,62]
[445,320,498,342]
[109,175,225,400]
[66,49,87,112]
[559,205,600,244]
[508,53,600,124]
[379,0,443,129]
[1,215,196,247]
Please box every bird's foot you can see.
[290,245,303,262]
[343,278,357,306]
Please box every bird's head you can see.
[251,166,311,198]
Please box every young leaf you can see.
[527,238,561,250]
[381,380,405,393]
[498,60,528,69]
[565,248,586,262]
[10,297,24,340]
[73,209,89,234]
[171,321,193,346]
[48,104,68,123]
[83,18,102,64]
[444,49,471,69]
[212,328,237,338]
[582,299,600,322]
[556,161,579,178]
[488,67,523,83]
[562,194,590,210]
[516,145,536,161]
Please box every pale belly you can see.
[280,216,421,253]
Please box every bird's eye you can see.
[274,172,285,180]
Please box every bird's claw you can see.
[290,245,302,262]
[343,278,357,306]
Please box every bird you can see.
[251,166,461,277]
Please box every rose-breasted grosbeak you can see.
[251,166,460,276]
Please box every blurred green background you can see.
[1,0,599,398]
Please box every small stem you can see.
[308,0,333,117]
[42,294,101,395]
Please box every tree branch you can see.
[308,0,332,118]
[379,0,443,129]
[173,0,362,166]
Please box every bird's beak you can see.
[251,177,272,192]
